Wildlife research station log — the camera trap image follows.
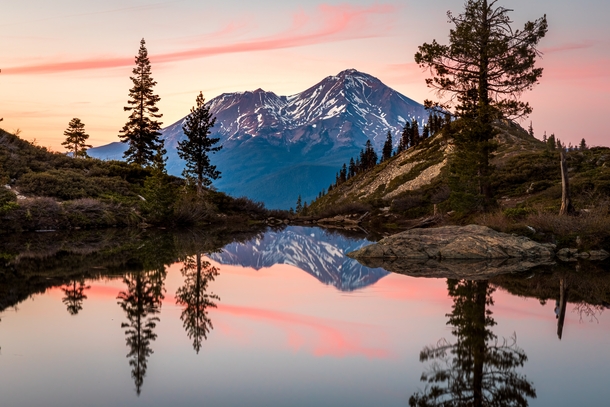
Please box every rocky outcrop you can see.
[347,225,556,260]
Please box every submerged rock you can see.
[347,225,555,260]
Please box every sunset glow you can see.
[2,0,608,149]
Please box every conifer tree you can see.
[547,133,556,150]
[340,163,347,183]
[382,131,393,161]
[415,0,547,210]
[119,38,164,167]
[528,121,534,138]
[177,92,222,195]
[61,118,92,158]
[398,121,411,152]
[295,195,303,213]
[348,157,356,178]
[409,118,420,148]
[579,138,588,150]
[422,124,430,140]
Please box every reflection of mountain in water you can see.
[209,226,388,291]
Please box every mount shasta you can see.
[89,69,427,208]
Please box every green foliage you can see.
[178,92,222,194]
[416,0,547,210]
[61,118,91,158]
[119,38,164,167]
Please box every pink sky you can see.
[1,0,609,149]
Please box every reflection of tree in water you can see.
[61,279,90,315]
[410,280,536,407]
[117,267,166,396]
[176,253,220,354]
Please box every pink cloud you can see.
[214,303,391,359]
[5,4,396,75]
[541,40,596,54]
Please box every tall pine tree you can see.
[177,92,222,195]
[119,38,164,167]
[415,0,547,210]
[62,118,91,158]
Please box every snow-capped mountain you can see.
[209,226,388,292]
[89,69,427,208]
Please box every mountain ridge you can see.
[89,69,428,208]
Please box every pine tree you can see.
[295,195,303,213]
[415,0,547,210]
[177,92,222,195]
[422,124,430,140]
[382,131,393,161]
[348,157,356,178]
[398,121,411,152]
[61,118,91,158]
[339,163,347,183]
[119,38,164,167]
[579,138,588,150]
[542,131,547,143]
[409,118,420,148]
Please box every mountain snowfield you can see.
[89,69,427,209]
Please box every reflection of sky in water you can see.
[0,231,610,406]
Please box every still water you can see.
[1,226,609,406]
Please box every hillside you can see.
[308,120,610,223]
[0,128,279,233]
[89,69,429,208]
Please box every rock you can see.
[588,250,609,260]
[557,248,578,257]
[347,225,555,260]
[354,257,556,280]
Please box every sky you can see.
[1,0,609,150]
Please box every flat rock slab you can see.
[354,257,555,280]
[348,225,555,260]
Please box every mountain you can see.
[208,226,388,291]
[89,69,428,208]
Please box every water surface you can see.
[1,226,609,406]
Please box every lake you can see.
[1,226,609,406]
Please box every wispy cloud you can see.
[5,4,397,75]
[541,40,596,54]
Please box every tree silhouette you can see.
[175,253,220,353]
[410,280,536,407]
[119,38,164,167]
[415,0,547,208]
[117,267,166,395]
[61,118,92,158]
[178,92,222,195]
[61,278,90,315]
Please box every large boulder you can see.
[348,225,555,260]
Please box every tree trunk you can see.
[559,149,574,216]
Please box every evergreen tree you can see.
[295,195,303,213]
[348,157,356,178]
[177,92,222,195]
[422,124,430,139]
[398,120,411,152]
[415,0,547,210]
[579,138,588,150]
[119,38,163,167]
[339,163,347,183]
[62,118,92,158]
[382,130,393,161]
[542,131,547,143]
[409,118,420,148]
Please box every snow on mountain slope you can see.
[209,226,388,291]
[89,69,427,208]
